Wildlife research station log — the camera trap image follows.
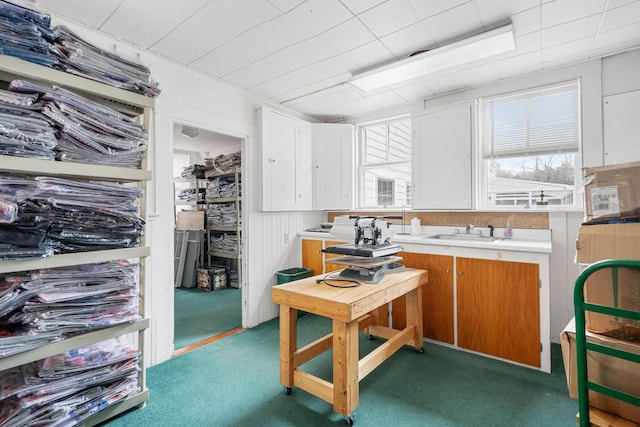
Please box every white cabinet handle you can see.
[268,158,276,163]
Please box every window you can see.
[479,81,581,208]
[358,117,411,208]
[377,178,395,206]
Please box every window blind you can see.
[481,81,579,158]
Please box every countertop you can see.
[299,225,552,254]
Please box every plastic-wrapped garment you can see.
[0,338,139,426]
[0,175,144,259]
[9,79,148,168]
[53,25,161,97]
[0,262,140,357]
[0,0,51,30]
[0,97,57,159]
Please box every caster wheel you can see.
[285,387,292,395]
[345,414,355,426]
[367,334,374,340]
[417,347,425,354]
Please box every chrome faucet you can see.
[465,224,474,234]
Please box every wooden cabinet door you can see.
[301,239,323,276]
[456,258,540,368]
[390,252,454,344]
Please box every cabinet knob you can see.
[458,271,463,276]
[444,268,450,274]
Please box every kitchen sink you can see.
[425,233,498,242]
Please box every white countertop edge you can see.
[298,226,552,254]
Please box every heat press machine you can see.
[322,215,405,284]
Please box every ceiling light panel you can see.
[349,24,516,91]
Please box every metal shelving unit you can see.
[0,53,153,426]
[205,168,242,287]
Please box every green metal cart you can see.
[574,258,640,426]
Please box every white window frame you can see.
[478,80,582,210]
[357,116,412,209]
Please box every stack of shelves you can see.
[205,168,242,287]
[0,54,153,425]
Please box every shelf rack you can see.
[205,168,242,287]
[0,53,154,426]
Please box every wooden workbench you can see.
[271,269,428,425]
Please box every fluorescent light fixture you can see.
[348,24,515,92]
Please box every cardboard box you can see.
[176,210,205,230]
[583,161,640,222]
[576,223,640,264]
[561,318,640,424]
[575,224,640,336]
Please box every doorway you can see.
[172,124,244,351]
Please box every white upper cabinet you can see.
[412,104,473,210]
[312,123,355,210]
[603,90,640,165]
[259,107,312,211]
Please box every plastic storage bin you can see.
[277,267,312,284]
[276,267,312,317]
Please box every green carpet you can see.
[104,314,577,426]
[174,286,242,349]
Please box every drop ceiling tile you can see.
[511,6,542,37]
[34,0,122,28]
[340,0,387,15]
[514,31,543,55]
[541,15,601,48]
[421,72,468,95]
[600,1,640,32]
[100,0,209,48]
[340,41,395,72]
[380,22,437,58]
[253,56,354,99]
[541,37,594,63]
[358,0,420,37]
[541,0,607,29]
[407,0,469,20]
[190,28,276,79]
[607,0,639,10]
[150,0,281,64]
[422,2,483,45]
[270,71,353,103]
[224,18,374,89]
[267,0,306,13]
[287,0,354,34]
[473,0,540,25]
[592,21,640,53]
[390,80,435,102]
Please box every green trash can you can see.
[277,267,312,284]
[276,267,312,317]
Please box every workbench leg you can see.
[406,287,424,352]
[333,318,359,419]
[280,305,297,391]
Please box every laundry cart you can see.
[573,258,640,426]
